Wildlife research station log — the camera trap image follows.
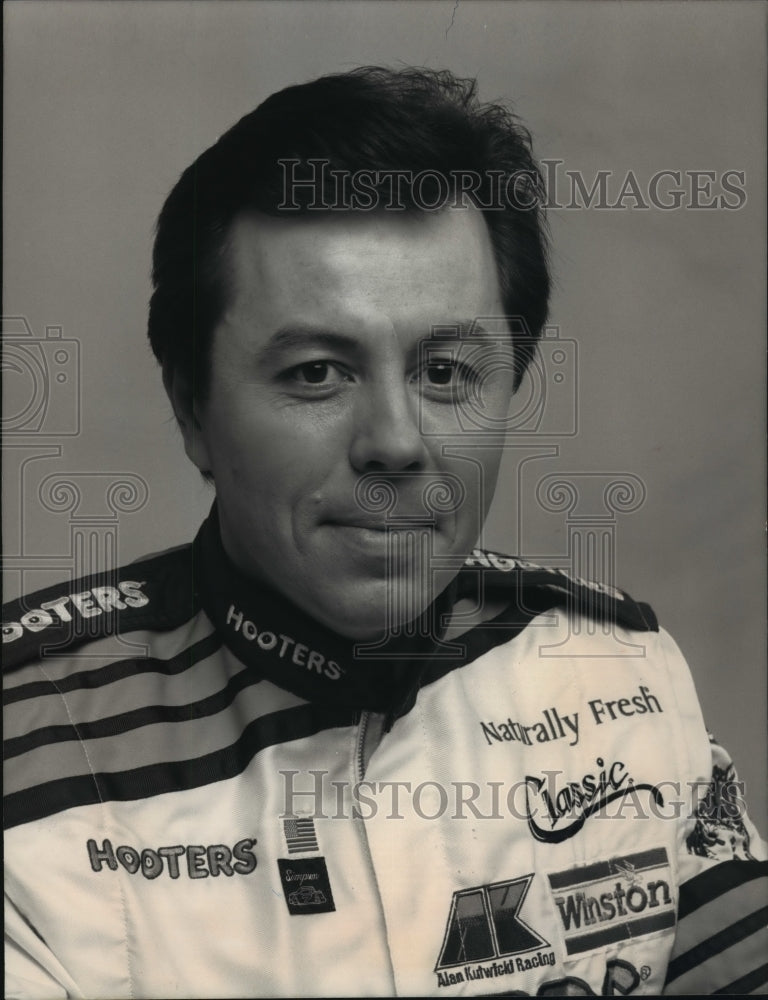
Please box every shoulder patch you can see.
[2,544,198,673]
[460,548,658,632]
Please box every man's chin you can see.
[306,583,438,641]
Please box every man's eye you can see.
[420,359,476,391]
[284,361,350,389]
[295,361,332,384]
[425,362,455,386]
[417,359,478,402]
[279,360,352,395]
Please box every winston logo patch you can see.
[548,847,675,956]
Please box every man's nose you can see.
[349,382,428,472]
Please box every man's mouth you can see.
[323,519,440,561]
[325,518,438,531]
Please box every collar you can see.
[193,506,459,716]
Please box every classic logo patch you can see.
[524,756,663,843]
[435,874,551,972]
[277,857,335,915]
[548,847,675,956]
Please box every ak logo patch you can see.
[277,857,335,915]
[435,874,550,971]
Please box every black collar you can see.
[194,506,459,717]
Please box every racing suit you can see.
[4,508,767,997]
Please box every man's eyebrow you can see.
[429,320,485,336]
[259,325,362,359]
[427,320,503,342]
[258,320,504,361]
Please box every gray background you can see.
[4,2,766,829]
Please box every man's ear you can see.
[162,364,213,475]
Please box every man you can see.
[4,67,766,998]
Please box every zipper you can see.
[356,710,388,782]
[356,710,371,783]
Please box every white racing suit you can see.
[4,510,767,997]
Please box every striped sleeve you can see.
[664,737,768,995]
[664,860,768,994]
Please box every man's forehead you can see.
[222,205,503,323]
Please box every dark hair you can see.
[148,66,550,397]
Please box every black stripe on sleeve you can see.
[3,631,222,706]
[665,905,768,984]
[2,546,197,674]
[4,653,259,759]
[4,702,353,829]
[677,861,768,920]
[713,963,768,995]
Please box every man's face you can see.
[183,206,515,638]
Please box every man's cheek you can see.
[222,434,302,480]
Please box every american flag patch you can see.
[284,817,319,854]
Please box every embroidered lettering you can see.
[87,837,257,880]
